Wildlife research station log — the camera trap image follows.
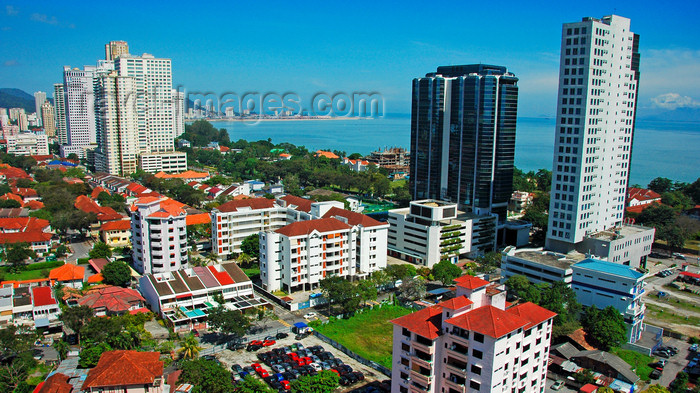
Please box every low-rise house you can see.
[49,263,85,288]
[82,350,166,393]
[342,157,370,172]
[78,286,147,316]
[138,262,266,332]
[626,188,661,207]
[31,286,61,329]
[570,350,640,385]
[35,372,73,393]
[0,231,53,255]
[100,219,131,247]
[154,170,210,183]
[315,150,339,159]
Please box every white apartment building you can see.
[172,89,185,139]
[105,40,129,61]
[131,197,188,275]
[7,132,49,156]
[94,72,139,176]
[547,15,645,254]
[138,262,267,332]
[391,275,556,393]
[138,151,188,173]
[578,224,655,269]
[53,83,68,144]
[40,101,55,137]
[387,200,496,268]
[501,247,579,285]
[18,113,28,131]
[33,91,46,127]
[62,65,97,157]
[571,258,646,343]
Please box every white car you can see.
[303,312,317,319]
[552,380,565,391]
[309,362,322,371]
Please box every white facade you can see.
[40,101,55,137]
[571,258,646,343]
[172,89,185,139]
[53,83,68,144]
[131,197,189,275]
[578,224,655,269]
[33,91,46,127]
[547,15,641,254]
[391,276,555,393]
[138,151,188,173]
[7,132,49,156]
[63,65,97,154]
[500,247,577,285]
[387,200,496,267]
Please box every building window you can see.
[471,364,482,375]
[469,381,480,390]
[474,332,484,343]
[472,349,483,359]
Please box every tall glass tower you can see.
[409,64,519,224]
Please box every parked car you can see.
[303,312,317,319]
[650,369,662,379]
[231,364,243,373]
[673,252,686,260]
[280,380,291,390]
[653,350,670,359]
[552,380,565,390]
[262,339,276,347]
[690,343,699,352]
[228,342,246,351]
[276,332,289,339]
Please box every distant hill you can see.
[0,88,36,113]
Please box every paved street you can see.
[658,337,692,387]
[67,238,92,262]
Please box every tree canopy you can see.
[581,305,626,350]
[290,370,340,393]
[432,260,462,285]
[88,241,112,260]
[206,307,250,338]
[178,358,234,393]
[101,260,132,287]
[241,234,260,260]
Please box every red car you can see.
[262,339,276,347]
[258,369,269,378]
[281,380,291,390]
[249,340,263,347]
[252,363,263,372]
[329,369,339,375]
[287,352,299,361]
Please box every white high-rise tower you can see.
[33,91,46,126]
[61,65,97,157]
[53,83,68,145]
[545,15,653,267]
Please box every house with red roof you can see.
[390,276,556,393]
[0,231,54,255]
[100,219,131,247]
[278,153,292,160]
[342,157,371,172]
[315,150,339,159]
[138,262,267,332]
[627,187,661,207]
[154,170,210,183]
[31,286,61,329]
[34,372,73,393]
[78,286,146,316]
[0,166,31,180]
[74,195,125,224]
[82,350,165,393]
[49,263,85,288]
[23,200,44,210]
[12,187,39,201]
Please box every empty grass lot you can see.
[611,348,654,380]
[312,305,411,368]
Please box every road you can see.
[67,238,92,262]
[657,337,692,387]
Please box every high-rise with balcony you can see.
[33,91,46,126]
[409,64,518,225]
[40,101,55,137]
[61,65,97,158]
[105,40,129,61]
[131,197,188,275]
[391,275,556,393]
[545,15,654,267]
[53,83,68,144]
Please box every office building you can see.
[391,275,556,393]
[53,83,68,144]
[545,15,653,265]
[6,132,49,156]
[40,102,55,137]
[409,64,518,224]
[131,197,188,275]
[571,258,646,343]
[105,40,129,61]
[138,151,188,173]
[33,91,46,127]
[500,246,580,285]
[17,113,28,131]
[62,65,97,157]
[94,72,139,176]
[388,200,497,267]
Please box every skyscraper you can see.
[33,91,46,127]
[61,65,97,157]
[409,64,519,224]
[40,101,56,137]
[172,89,185,139]
[545,15,648,256]
[53,83,68,145]
[105,40,129,61]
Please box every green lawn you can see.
[611,348,654,380]
[646,303,700,326]
[312,305,412,368]
[390,179,406,190]
[0,268,50,281]
[242,267,260,281]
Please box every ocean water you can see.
[213,116,700,186]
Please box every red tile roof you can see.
[35,372,72,393]
[0,231,52,244]
[32,286,56,307]
[100,219,131,232]
[87,273,104,283]
[276,218,351,237]
[625,200,661,214]
[506,302,557,329]
[453,274,490,290]
[217,197,275,213]
[1,193,23,203]
[74,195,124,222]
[82,350,163,389]
[78,286,145,313]
[436,295,473,310]
[49,263,85,282]
[627,187,661,202]
[391,306,443,340]
[126,183,148,194]
[154,170,209,179]
[0,217,50,232]
[208,265,234,286]
[187,181,199,187]
[23,200,44,210]
[446,305,530,339]
[88,258,110,273]
[91,186,110,199]
[279,153,291,158]
[0,167,31,179]
[30,155,55,162]
[315,150,339,159]
[12,187,38,198]
[280,195,312,212]
[322,206,386,228]
[186,213,211,226]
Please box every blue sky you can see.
[2,0,700,117]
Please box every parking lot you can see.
[212,333,390,392]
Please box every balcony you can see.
[411,353,432,367]
[443,378,466,393]
[411,340,434,355]
[445,359,467,374]
[410,369,432,385]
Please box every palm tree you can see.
[53,339,69,361]
[178,334,202,360]
[236,253,252,268]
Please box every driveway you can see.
[68,239,92,261]
[657,337,692,387]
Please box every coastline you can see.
[188,117,372,123]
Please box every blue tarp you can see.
[48,160,77,167]
[293,322,308,329]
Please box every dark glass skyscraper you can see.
[409,64,518,223]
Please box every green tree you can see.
[0,199,21,208]
[539,281,581,325]
[178,334,202,360]
[59,305,94,346]
[241,234,260,260]
[320,275,360,315]
[4,242,36,273]
[89,241,112,259]
[574,369,596,385]
[55,244,68,258]
[597,387,615,393]
[397,277,426,301]
[53,339,69,361]
[505,275,541,304]
[178,358,234,393]
[101,260,132,287]
[662,190,694,210]
[582,306,626,350]
[432,260,462,285]
[207,307,251,339]
[669,372,689,393]
[357,279,378,306]
[79,342,112,368]
[648,177,674,194]
[290,370,340,393]
[385,264,416,281]
[233,375,275,393]
[475,251,501,274]
[641,385,671,393]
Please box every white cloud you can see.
[5,5,18,16]
[650,93,700,110]
[30,13,59,25]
